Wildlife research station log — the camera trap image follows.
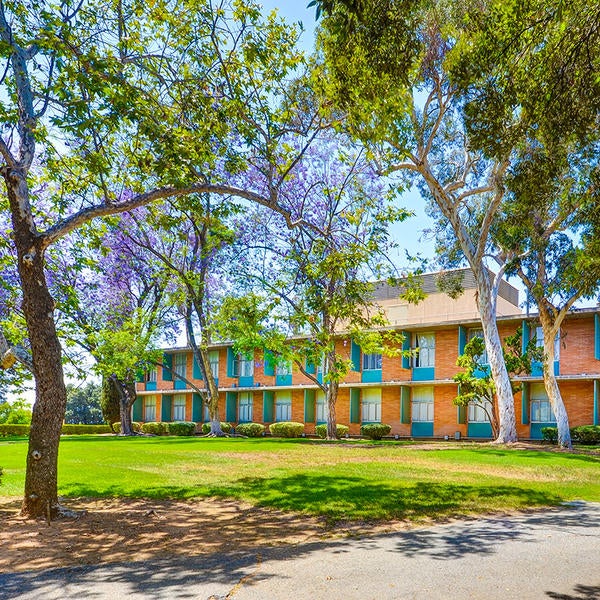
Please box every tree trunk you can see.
[5,168,66,519]
[110,375,137,435]
[198,348,225,436]
[474,270,518,443]
[538,311,572,449]
[326,380,339,440]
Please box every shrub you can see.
[141,422,169,435]
[541,427,558,443]
[61,424,112,435]
[570,425,600,445]
[111,421,143,434]
[360,423,392,440]
[201,422,232,434]
[269,421,305,438]
[235,422,265,437]
[315,423,349,439]
[167,421,196,436]
[0,424,30,436]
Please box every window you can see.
[275,390,292,421]
[204,403,210,422]
[468,329,488,364]
[362,353,382,371]
[145,368,157,383]
[209,351,219,379]
[468,402,490,423]
[534,327,560,360]
[174,353,186,379]
[413,333,435,368]
[276,361,292,376]
[239,354,254,378]
[316,390,328,422]
[238,392,253,422]
[412,386,434,422]
[316,357,326,379]
[144,396,156,421]
[173,394,186,421]
[361,388,382,422]
[530,383,555,423]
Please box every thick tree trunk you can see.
[474,270,518,443]
[198,348,224,436]
[110,376,137,435]
[539,311,571,449]
[5,168,66,519]
[326,381,339,440]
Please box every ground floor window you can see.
[316,390,327,422]
[412,386,434,422]
[468,401,490,423]
[362,388,382,422]
[238,392,253,422]
[173,394,186,421]
[275,390,292,422]
[144,396,156,422]
[530,384,555,423]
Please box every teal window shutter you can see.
[594,381,600,426]
[263,390,274,422]
[400,386,411,424]
[193,355,203,380]
[521,320,530,355]
[135,369,144,383]
[161,394,173,422]
[132,397,143,421]
[305,357,316,375]
[226,392,237,422]
[457,405,467,424]
[401,331,411,369]
[162,353,173,381]
[192,393,203,422]
[263,350,275,376]
[350,340,361,371]
[595,315,600,360]
[304,389,316,422]
[521,382,530,425]
[350,388,360,424]
[226,347,237,377]
[458,326,467,355]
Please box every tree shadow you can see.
[546,584,600,599]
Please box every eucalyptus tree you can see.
[0,0,321,518]
[316,2,521,442]
[219,133,408,439]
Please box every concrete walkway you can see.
[1,502,599,600]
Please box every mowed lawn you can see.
[1,436,599,524]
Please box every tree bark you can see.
[5,167,66,519]
[326,380,339,440]
[109,375,137,435]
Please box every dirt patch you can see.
[0,496,406,574]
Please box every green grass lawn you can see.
[1,436,599,524]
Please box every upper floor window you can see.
[468,329,488,364]
[145,368,157,383]
[174,353,186,378]
[276,361,292,376]
[209,350,219,379]
[534,326,560,360]
[413,333,435,368]
[239,354,254,378]
[362,353,382,371]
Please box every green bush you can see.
[141,422,169,435]
[235,422,265,437]
[315,423,349,439]
[0,424,30,436]
[360,423,392,440]
[167,421,196,436]
[201,421,232,434]
[269,421,305,438]
[541,427,558,443]
[570,425,600,445]
[61,424,112,435]
[111,421,142,434]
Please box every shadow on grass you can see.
[61,473,563,524]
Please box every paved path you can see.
[1,502,599,600]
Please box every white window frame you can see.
[534,326,561,360]
[174,353,186,379]
[239,354,254,378]
[362,353,382,371]
[411,386,434,422]
[173,394,186,421]
[413,332,435,368]
[468,329,488,364]
[275,390,292,422]
[238,392,253,422]
[468,401,490,423]
[209,350,219,380]
[361,388,382,422]
[276,361,292,376]
[146,368,157,383]
[530,383,556,423]
[144,396,156,422]
[316,390,328,423]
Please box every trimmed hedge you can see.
[111,422,142,434]
[0,424,29,437]
[167,421,196,436]
[269,421,305,438]
[315,423,349,439]
[235,422,265,437]
[571,425,600,445]
[541,427,558,443]
[360,423,392,440]
[61,424,112,435]
[141,422,169,435]
[201,422,232,434]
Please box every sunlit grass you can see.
[1,436,598,523]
